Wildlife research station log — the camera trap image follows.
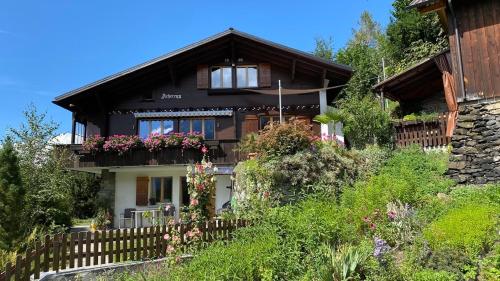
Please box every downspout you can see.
[447,0,466,101]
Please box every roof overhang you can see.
[409,0,448,28]
[373,50,449,101]
[53,28,352,111]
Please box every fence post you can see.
[5,262,12,281]
[108,230,114,264]
[24,248,31,281]
[60,234,67,270]
[116,229,121,263]
[85,232,92,266]
[123,229,128,261]
[77,232,84,268]
[14,255,22,281]
[100,230,106,265]
[129,228,135,261]
[34,242,41,280]
[93,231,99,266]
[53,234,60,273]
[69,232,76,269]
[43,235,50,273]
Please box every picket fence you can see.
[0,219,249,281]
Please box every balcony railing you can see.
[70,140,241,169]
[393,112,451,149]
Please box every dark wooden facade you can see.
[411,0,500,101]
[53,29,352,168]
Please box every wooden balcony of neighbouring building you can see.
[67,140,241,169]
[392,112,451,149]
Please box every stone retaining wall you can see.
[447,100,500,184]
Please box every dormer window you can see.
[211,66,232,88]
[237,66,258,88]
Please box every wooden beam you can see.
[418,0,446,14]
[321,69,327,87]
[291,59,296,81]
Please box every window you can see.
[179,118,215,139]
[237,66,258,88]
[150,177,173,204]
[139,119,175,138]
[74,121,86,144]
[211,66,232,88]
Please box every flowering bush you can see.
[82,135,105,153]
[185,157,217,222]
[103,135,143,155]
[182,133,204,150]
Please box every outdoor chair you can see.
[119,208,136,228]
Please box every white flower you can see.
[213,166,218,173]
[187,165,192,172]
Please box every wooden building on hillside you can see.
[53,29,352,227]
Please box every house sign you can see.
[161,93,182,100]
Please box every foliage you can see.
[315,96,393,149]
[70,172,101,219]
[90,208,112,232]
[8,105,75,235]
[0,138,24,251]
[411,270,457,281]
[423,203,498,257]
[103,135,143,155]
[385,0,448,75]
[478,243,500,281]
[181,133,204,150]
[324,243,370,281]
[313,36,334,61]
[254,119,314,158]
[401,112,438,122]
[352,145,392,180]
[236,132,258,154]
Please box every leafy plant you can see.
[423,203,498,258]
[103,135,143,155]
[324,244,369,281]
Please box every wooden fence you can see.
[393,113,451,149]
[0,219,249,281]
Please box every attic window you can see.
[237,66,258,88]
[211,66,232,88]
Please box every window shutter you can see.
[258,63,271,88]
[197,65,209,89]
[136,177,149,206]
[242,115,259,137]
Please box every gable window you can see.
[138,119,174,139]
[237,66,258,88]
[150,177,173,205]
[179,118,215,139]
[211,66,232,88]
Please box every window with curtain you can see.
[211,66,232,88]
[179,118,215,139]
[150,177,173,204]
[237,66,258,88]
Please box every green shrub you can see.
[423,203,498,257]
[412,270,457,281]
[255,119,314,158]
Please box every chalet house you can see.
[53,29,352,227]
[376,0,500,184]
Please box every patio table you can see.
[131,209,162,228]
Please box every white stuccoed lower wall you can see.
[112,166,232,228]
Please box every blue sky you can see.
[0,0,394,137]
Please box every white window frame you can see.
[210,66,233,89]
[236,65,258,88]
[179,118,216,140]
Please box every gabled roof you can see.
[53,28,351,106]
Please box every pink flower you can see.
[190,198,199,206]
[363,216,370,223]
[187,231,194,238]
[163,234,170,240]
[165,205,171,211]
[263,191,270,199]
[201,146,208,154]
[166,245,175,254]
[369,223,376,230]
[387,211,396,220]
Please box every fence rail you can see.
[393,112,451,149]
[0,219,249,281]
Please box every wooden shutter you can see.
[258,63,271,88]
[197,65,209,89]
[242,115,259,137]
[136,177,149,206]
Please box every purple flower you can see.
[373,237,391,259]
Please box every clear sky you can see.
[0,0,394,137]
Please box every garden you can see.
[95,119,500,281]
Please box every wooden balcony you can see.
[393,112,451,149]
[70,140,241,169]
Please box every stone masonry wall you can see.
[447,100,500,184]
